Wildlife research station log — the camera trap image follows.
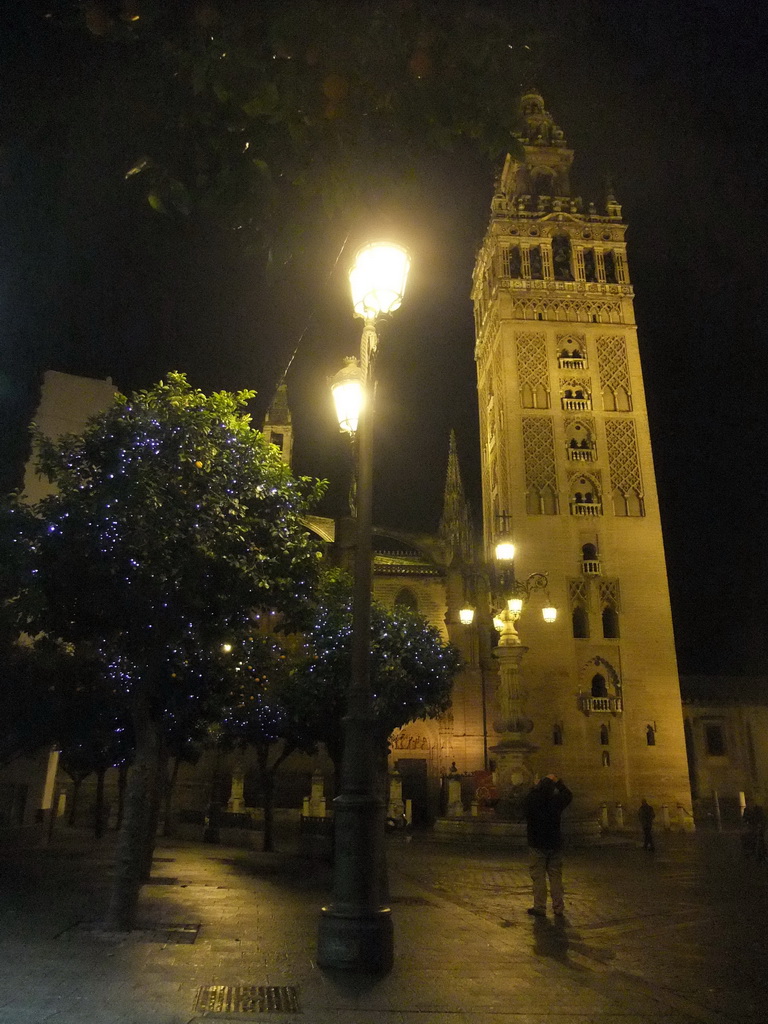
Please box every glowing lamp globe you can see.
[349,242,410,319]
[330,357,364,433]
[459,607,475,625]
[542,606,558,623]
[508,597,524,615]
[492,616,504,632]
[495,540,515,563]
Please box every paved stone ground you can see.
[0,824,764,1023]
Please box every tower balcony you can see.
[567,446,596,461]
[570,500,602,517]
[579,695,622,714]
[562,397,591,411]
[502,278,633,297]
[558,357,587,370]
[581,559,601,575]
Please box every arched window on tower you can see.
[602,605,620,639]
[592,674,608,698]
[604,250,618,284]
[509,246,522,279]
[529,246,543,280]
[646,724,656,746]
[583,248,597,283]
[553,723,564,746]
[552,234,574,281]
[599,724,609,745]
[572,605,589,639]
[394,588,418,614]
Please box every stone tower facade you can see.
[470,90,693,826]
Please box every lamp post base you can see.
[317,907,393,973]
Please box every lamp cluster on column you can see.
[490,534,556,646]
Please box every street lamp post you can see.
[318,242,410,973]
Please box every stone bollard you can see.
[661,803,671,830]
[446,776,464,818]
[307,769,328,818]
[615,803,624,829]
[600,802,609,829]
[227,765,246,813]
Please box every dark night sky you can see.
[1,2,767,675]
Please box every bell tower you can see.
[471,90,692,825]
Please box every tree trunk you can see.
[162,756,181,837]
[94,767,106,839]
[115,762,128,830]
[141,738,167,881]
[67,777,84,826]
[256,745,275,853]
[104,708,161,931]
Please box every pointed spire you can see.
[263,381,294,467]
[439,431,474,563]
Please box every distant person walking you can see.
[523,773,573,918]
[741,800,766,862]
[638,798,655,851]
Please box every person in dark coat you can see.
[638,798,655,851]
[522,773,573,917]
[742,800,766,861]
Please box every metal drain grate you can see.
[195,985,300,1014]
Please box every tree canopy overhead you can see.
[23,1,531,258]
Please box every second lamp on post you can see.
[319,242,410,974]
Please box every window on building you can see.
[583,248,597,283]
[591,674,608,698]
[602,605,620,639]
[572,605,589,639]
[599,724,609,745]
[529,246,543,279]
[646,724,656,746]
[604,250,618,284]
[602,751,611,767]
[270,431,284,449]
[553,723,563,746]
[705,724,726,757]
[552,235,573,281]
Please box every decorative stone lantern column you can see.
[490,637,537,819]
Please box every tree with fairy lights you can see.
[22,373,325,930]
[215,626,314,852]
[287,569,459,784]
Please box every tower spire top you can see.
[517,89,567,149]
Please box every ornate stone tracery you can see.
[596,335,632,409]
[605,419,644,516]
[515,332,549,408]
[510,297,624,324]
[522,416,558,514]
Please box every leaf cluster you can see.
[23,372,326,715]
[43,1,531,253]
[287,568,459,761]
